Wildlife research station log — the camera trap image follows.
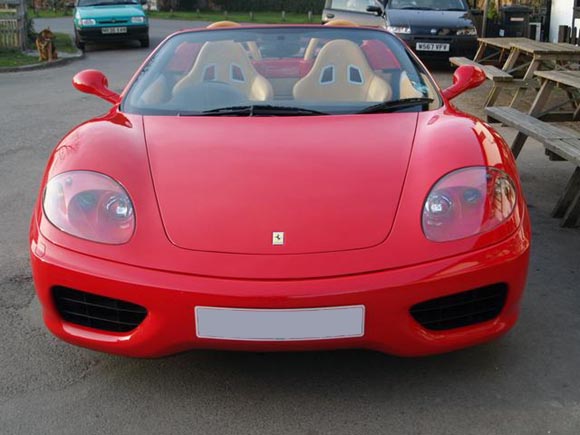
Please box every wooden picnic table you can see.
[486,69,580,227]
[473,37,529,63]
[455,38,580,107]
[500,40,580,105]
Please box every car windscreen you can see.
[329,0,383,13]
[388,0,467,11]
[122,26,442,117]
[77,0,139,6]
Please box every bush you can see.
[26,12,36,49]
[198,1,324,13]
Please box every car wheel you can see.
[140,37,150,48]
[74,30,85,51]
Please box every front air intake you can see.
[53,286,147,333]
[410,284,508,331]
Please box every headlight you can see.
[387,25,411,34]
[456,26,477,36]
[131,16,146,24]
[422,167,517,242]
[80,18,96,26]
[43,171,135,244]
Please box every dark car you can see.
[384,0,478,59]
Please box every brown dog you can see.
[36,28,58,62]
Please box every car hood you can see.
[144,114,418,255]
[387,10,473,29]
[76,5,145,19]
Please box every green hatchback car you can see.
[73,0,149,50]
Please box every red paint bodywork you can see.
[30,26,531,357]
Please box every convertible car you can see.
[30,21,530,358]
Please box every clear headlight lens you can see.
[43,171,135,244]
[422,167,517,242]
[387,25,411,34]
[80,18,96,26]
[456,26,477,36]
[131,16,146,24]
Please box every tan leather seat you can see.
[172,40,273,101]
[293,39,392,102]
[206,21,261,60]
[304,19,359,61]
[399,71,424,99]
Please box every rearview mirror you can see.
[442,65,486,100]
[73,69,121,104]
[366,5,384,16]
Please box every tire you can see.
[140,37,150,48]
[74,30,85,51]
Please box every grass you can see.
[0,49,37,67]
[53,32,76,53]
[0,33,76,68]
[29,9,73,18]
[30,8,319,24]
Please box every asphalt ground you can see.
[0,18,579,434]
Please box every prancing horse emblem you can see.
[272,232,285,245]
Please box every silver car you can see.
[321,0,387,28]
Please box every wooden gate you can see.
[0,0,26,50]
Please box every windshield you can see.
[388,0,467,10]
[77,0,138,6]
[123,26,441,116]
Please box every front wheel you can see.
[74,30,85,51]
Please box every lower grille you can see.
[410,284,508,331]
[53,286,147,333]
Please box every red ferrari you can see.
[30,22,530,357]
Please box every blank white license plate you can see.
[195,305,365,341]
[416,42,450,52]
[102,27,127,34]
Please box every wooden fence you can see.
[0,1,26,50]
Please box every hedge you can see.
[175,1,325,13]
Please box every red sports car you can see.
[30,22,530,357]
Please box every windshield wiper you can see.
[180,105,329,117]
[400,6,435,10]
[358,98,433,114]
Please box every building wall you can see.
[550,0,574,42]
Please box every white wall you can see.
[550,0,574,42]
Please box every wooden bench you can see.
[450,57,515,107]
[449,57,513,82]
[486,106,580,227]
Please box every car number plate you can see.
[195,305,365,341]
[102,27,127,34]
[416,42,450,52]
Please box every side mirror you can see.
[73,69,121,104]
[366,5,384,16]
[442,65,486,100]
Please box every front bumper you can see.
[76,25,148,43]
[30,221,530,358]
[398,35,478,59]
